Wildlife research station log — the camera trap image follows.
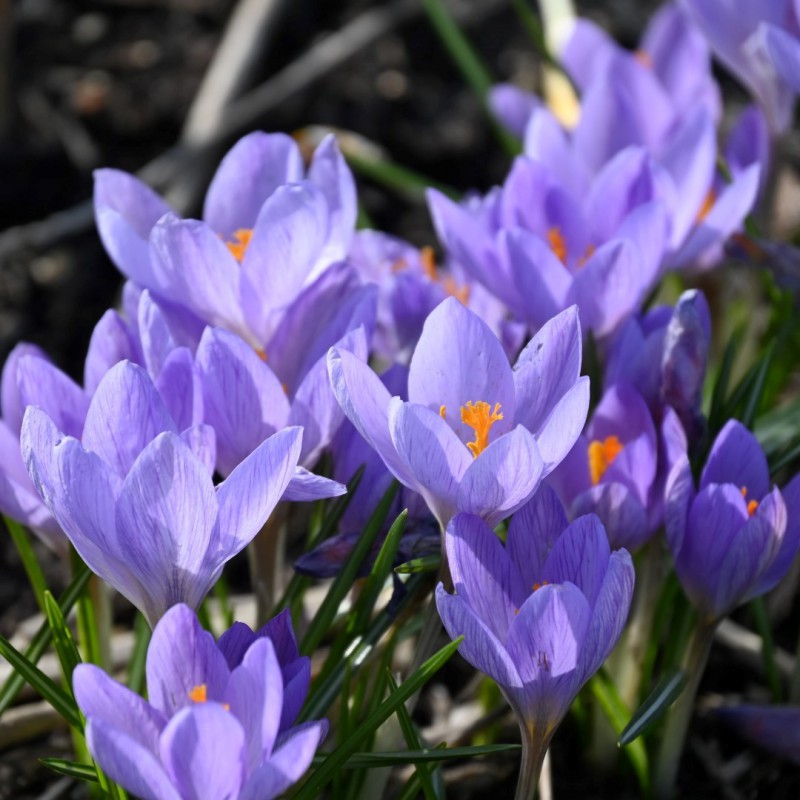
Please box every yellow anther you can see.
[532,581,550,592]
[188,684,207,704]
[440,405,447,419]
[588,435,624,485]
[460,401,504,458]
[741,487,759,516]
[225,228,254,263]
[547,227,568,264]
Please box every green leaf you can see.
[293,637,463,800]
[127,613,151,694]
[314,743,521,768]
[40,758,99,784]
[0,564,91,717]
[618,668,688,746]
[0,631,82,729]
[394,553,441,575]
[739,339,777,429]
[419,0,520,156]
[750,597,782,703]
[706,325,744,433]
[43,590,82,687]
[299,482,399,656]
[351,510,407,634]
[4,517,48,613]
[589,671,649,792]
[387,670,439,800]
[346,152,459,201]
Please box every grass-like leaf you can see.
[127,613,151,694]
[589,670,650,792]
[313,743,522,768]
[0,564,91,717]
[40,757,100,784]
[43,590,82,687]
[0,630,82,730]
[394,554,441,575]
[4,517,48,613]
[299,482,399,656]
[618,668,688,746]
[293,637,463,800]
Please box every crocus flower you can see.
[0,344,89,551]
[715,705,800,765]
[547,383,683,551]
[73,604,326,800]
[328,298,589,529]
[665,419,800,621]
[428,145,669,337]
[606,289,710,440]
[435,497,634,772]
[682,0,800,134]
[22,365,303,625]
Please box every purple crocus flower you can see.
[328,298,589,529]
[0,344,90,551]
[21,364,303,625]
[665,419,800,621]
[435,499,634,769]
[606,289,711,440]
[682,0,800,134]
[73,604,326,800]
[428,144,669,337]
[716,705,800,765]
[547,383,686,551]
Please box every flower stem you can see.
[247,503,288,626]
[653,618,717,800]
[514,722,549,800]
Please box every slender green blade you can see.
[387,669,439,800]
[395,554,441,575]
[313,743,521,768]
[0,564,91,716]
[300,482,399,656]
[40,758,100,784]
[589,671,649,791]
[127,613,151,694]
[293,637,463,800]
[739,339,777,428]
[347,153,458,201]
[4,517,48,613]
[618,668,688,746]
[0,631,82,729]
[43,590,82,686]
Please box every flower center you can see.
[588,435,624,485]
[460,401,503,458]
[547,227,568,263]
[188,684,207,703]
[697,190,716,223]
[740,486,759,517]
[225,228,254,263]
[421,247,470,304]
[188,683,230,711]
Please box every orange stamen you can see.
[225,228,254,263]
[460,401,503,458]
[255,348,267,362]
[576,243,596,268]
[188,684,207,704]
[741,487,759,516]
[588,435,624,485]
[420,246,438,281]
[634,49,653,69]
[391,257,408,273]
[440,405,447,419]
[443,276,471,305]
[696,189,716,223]
[532,581,550,592]
[547,227,567,264]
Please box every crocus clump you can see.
[74,604,326,800]
[22,362,303,626]
[665,419,800,621]
[436,489,634,762]
[329,297,589,529]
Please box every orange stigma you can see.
[225,228,254,262]
[696,189,716,223]
[460,401,503,458]
[634,49,653,69]
[188,684,207,704]
[577,243,596,268]
[547,227,568,263]
[588,435,624,485]
[532,581,550,592]
[420,246,438,281]
[741,487,759,517]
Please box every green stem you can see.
[514,722,549,800]
[653,618,717,800]
[247,504,288,626]
[750,597,782,702]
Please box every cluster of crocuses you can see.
[3,1,800,798]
